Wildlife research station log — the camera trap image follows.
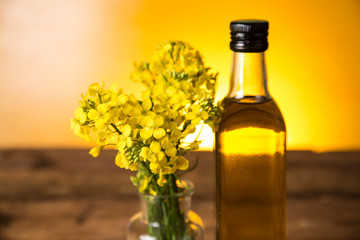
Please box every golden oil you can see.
[216,97,286,240]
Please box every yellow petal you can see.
[128,162,139,171]
[185,124,196,134]
[192,105,201,114]
[107,100,116,108]
[118,94,129,104]
[170,156,178,164]
[95,119,106,130]
[88,109,98,120]
[132,106,142,115]
[185,112,196,120]
[172,102,181,111]
[200,111,209,120]
[126,137,133,147]
[181,100,190,107]
[153,104,165,113]
[154,115,164,127]
[89,145,103,157]
[168,109,178,119]
[88,83,100,96]
[142,70,152,81]
[115,153,126,168]
[142,116,155,128]
[139,177,149,193]
[170,130,182,141]
[132,128,140,138]
[123,124,131,137]
[141,88,151,99]
[166,86,176,96]
[140,147,151,159]
[116,139,126,150]
[191,117,201,125]
[149,188,157,196]
[165,146,177,157]
[70,118,78,130]
[142,98,152,112]
[152,84,165,96]
[150,162,160,173]
[97,103,108,114]
[156,151,166,161]
[102,112,111,122]
[140,127,153,140]
[150,141,161,153]
[181,81,190,91]
[74,107,87,124]
[157,173,165,186]
[146,111,156,118]
[177,156,189,170]
[153,128,166,139]
[161,136,170,149]
[161,166,173,174]
[71,119,81,136]
[122,103,133,115]
[169,121,178,131]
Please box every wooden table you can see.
[0,150,359,240]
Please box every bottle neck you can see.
[227,51,271,102]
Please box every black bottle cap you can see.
[230,20,269,52]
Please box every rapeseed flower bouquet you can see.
[71,41,221,239]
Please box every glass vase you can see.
[127,181,204,240]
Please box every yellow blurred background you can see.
[1,0,359,152]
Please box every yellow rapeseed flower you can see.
[72,40,221,194]
[170,156,189,171]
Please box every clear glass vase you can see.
[127,181,204,240]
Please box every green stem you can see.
[110,123,122,135]
[98,92,102,104]
[139,162,161,193]
[139,163,190,239]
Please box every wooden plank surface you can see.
[0,150,359,240]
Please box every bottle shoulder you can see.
[218,96,286,133]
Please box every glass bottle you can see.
[216,20,286,240]
[127,180,204,240]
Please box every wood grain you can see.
[0,150,359,240]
